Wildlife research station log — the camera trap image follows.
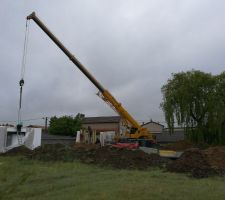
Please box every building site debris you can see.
[112,143,139,149]
[159,150,183,158]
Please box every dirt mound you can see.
[1,146,32,156]
[73,145,170,169]
[0,144,76,162]
[29,144,77,162]
[31,144,169,169]
[3,144,224,177]
[204,146,225,171]
[19,143,169,170]
[162,140,196,151]
[167,147,225,178]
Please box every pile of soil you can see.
[73,144,170,170]
[2,143,225,178]
[204,146,225,171]
[29,144,77,162]
[167,147,225,178]
[162,140,197,151]
[2,144,169,170]
[1,146,32,156]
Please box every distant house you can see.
[142,120,185,143]
[82,116,121,134]
[142,120,164,134]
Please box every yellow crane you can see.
[26,12,155,145]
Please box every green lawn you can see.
[0,156,225,200]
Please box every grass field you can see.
[0,156,225,200]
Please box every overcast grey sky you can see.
[0,0,225,126]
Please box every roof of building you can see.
[27,125,45,129]
[83,116,121,124]
[142,120,164,127]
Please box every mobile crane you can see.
[26,12,155,145]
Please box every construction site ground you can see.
[2,140,225,178]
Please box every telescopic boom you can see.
[27,12,154,141]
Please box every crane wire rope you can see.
[17,19,30,129]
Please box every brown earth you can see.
[162,140,210,151]
[161,140,197,151]
[2,143,225,178]
[2,144,170,170]
[167,147,225,178]
[1,146,33,156]
[203,146,225,171]
[72,144,170,170]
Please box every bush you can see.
[48,113,84,136]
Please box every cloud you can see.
[0,0,225,126]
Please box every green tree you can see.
[161,70,225,144]
[48,113,85,136]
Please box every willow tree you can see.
[213,72,225,143]
[161,70,225,144]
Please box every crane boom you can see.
[27,12,154,141]
[27,12,104,92]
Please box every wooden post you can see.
[45,117,48,133]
